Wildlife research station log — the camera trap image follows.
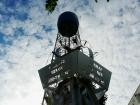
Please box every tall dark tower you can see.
[38,11,112,105]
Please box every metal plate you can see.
[38,50,112,91]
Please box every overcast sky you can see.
[0,0,140,105]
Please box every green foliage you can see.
[45,0,58,13]
[45,0,110,13]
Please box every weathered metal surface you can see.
[38,50,112,93]
[57,11,79,37]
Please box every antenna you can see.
[38,11,112,105]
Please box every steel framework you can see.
[38,12,111,105]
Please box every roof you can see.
[128,84,140,105]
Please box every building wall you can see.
[128,85,140,105]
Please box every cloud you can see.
[0,0,140,105]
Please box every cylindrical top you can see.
[57,11,79,37]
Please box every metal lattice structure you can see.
[38,11,112,105]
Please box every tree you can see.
[45,0,110,13]
[45,0,58,13]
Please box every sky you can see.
[0,0,140,105]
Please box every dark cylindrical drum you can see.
[57,11,79,37]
